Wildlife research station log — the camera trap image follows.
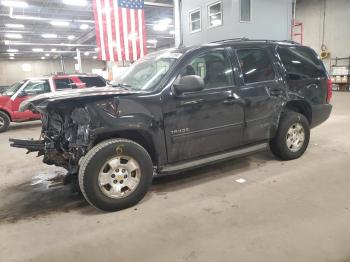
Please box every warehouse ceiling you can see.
[0,0,174,61]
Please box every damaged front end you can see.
[10,105,93,175]
[9,87,132,175]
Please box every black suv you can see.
[11,39,332,212]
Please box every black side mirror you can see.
[173,75,205,94]
[18,90,28,97]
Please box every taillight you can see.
[327,78,332,103]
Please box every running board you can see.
[159,143,269,175]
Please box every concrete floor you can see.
[1,93,350,262]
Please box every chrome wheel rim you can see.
[98,156,141,199]
[0,117,4,128]
[286,123,305,152]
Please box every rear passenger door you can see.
[234,47,284,143]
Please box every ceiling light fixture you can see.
[1,1,28,8]
[5,33,22,39]
[9,57,15,60]
[67,35,75,40]
[84,52,90,56]
[42,34,57,39]
[62,0,87,6]
[80,24,89,30]
[7,49,18,52]
[93,56,97,59]
[33,48,44,52]
[51,48,57,52]
[41,57,46,60]
[9,53,15,57]
[5,24,25,28]
[50,21,70,27]
[45,54,50,57]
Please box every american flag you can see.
[93,0,147,62]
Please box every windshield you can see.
[114,51,183,91]
[3,81,25,96]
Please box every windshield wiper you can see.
[112,83,133,90]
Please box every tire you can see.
[270,110,310,160]
[79,139,153,212]
[0,111,10,133]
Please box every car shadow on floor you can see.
[0,151,274,223]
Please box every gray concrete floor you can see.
[1,93,350,262]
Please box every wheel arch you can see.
[0,108,12,121]
[92,130,158,165]
[284,100,312,124]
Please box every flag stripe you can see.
[126,9,133,61]
[112,0,122,61]
[96,0,106,60]
[105,0,114,62]
[101,0,110,61]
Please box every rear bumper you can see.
[311,104,332,128]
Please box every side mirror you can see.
[18,90,28,97]
[174,75,205,94]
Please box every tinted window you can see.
[24,80,50,95]
[78,76,106,87]
[181,50,234,89]
[237,48,275,84]
[55,78,73,90]
[277,46,326,80]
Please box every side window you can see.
[78,76,106,87]
[190,9,201,33]
[277,46,327,80]
[54,78,74,90]
[237,48,275,84]
[23,80,50,95]
[181,50,234,89]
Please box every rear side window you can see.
[237,48,275,84]
[55,78,74,90]
[78,76,106,87]
[277,46,326,80]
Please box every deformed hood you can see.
[20,86,142,113]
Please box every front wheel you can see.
[270,111,310,160]
[79,139,153,212]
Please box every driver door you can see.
[163,48,245,163]
[12,79,51,120]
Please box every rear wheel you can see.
[270,111,310,160]
[79,139,153,212]
[0,111,10,133]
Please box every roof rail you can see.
[210,37,250,43]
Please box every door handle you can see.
[179,99,204,106]
[269,88,284,96]
[223,97,246,106]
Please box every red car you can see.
[0,74,107,132]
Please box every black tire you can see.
[79,139,153,212]
[0,111,10,133]
[270,110,310,160]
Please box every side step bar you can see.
[9,138,45,153]
[159,143,269,175]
